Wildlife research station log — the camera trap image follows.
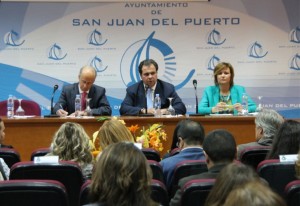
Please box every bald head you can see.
[78,66,97,92]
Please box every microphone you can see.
[189,79,204,116]
[193,80,198,114]
[44,84,59,118]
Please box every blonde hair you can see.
[213,62,235,87]
[49,122,93,167]
[224,181,286,206]
[97,119,135,150]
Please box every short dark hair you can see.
[138,59,159,75]
[203,129,236,163]
[177,120,205,145]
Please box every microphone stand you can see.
[44,85,60,118]
[190,82,204,116]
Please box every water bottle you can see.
[154,94,161,117]
[7,95,14,118]
[75,94,81,117]
[241,93,249,115]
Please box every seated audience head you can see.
[296,150,300,179]
[0,118,5,145]
[176,120,205,149]
[204,163,260,206]
[89,142,158,206]
[170,119,189,150]
[267,119,300,159]
[203,129,236,168]
[223,180,286,206]
[97,119,135,151]
[48,122,93,167]
[254,109,284,142]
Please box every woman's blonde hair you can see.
[49,122,93,166]
[213,62,235,87]
[97,119,135,150]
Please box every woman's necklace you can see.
[220,93,230,102]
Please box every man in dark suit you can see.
[54,65,112,117]
[169,129,237,206]
[160,120,205,190]
[119,59,186,115]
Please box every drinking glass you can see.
[255,96,263,112]
[167,97,175,116]
[16,99,25,116]
[85,98,92,116]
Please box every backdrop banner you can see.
[0,0,299,117]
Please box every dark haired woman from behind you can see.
[266,119,300,159]
[85,142,159,206]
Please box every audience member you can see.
[120,59,186,115]
[163,119,189,159]
[204,163,260,206]
[198,62,256,115]
[95,119,135,152]
[170,129,237,206]
[295,150,300,179]
[47,122,93,179]
[223,180,286,206]
[0,117,13,148]
[0,118,12,180]
[266,119,300,159]
[54,65,112,117]
[86,142,159,206]
[160,120,205,189]
[237,109,284,159]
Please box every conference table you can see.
[3,115,256,161]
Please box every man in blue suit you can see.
[119,59,186,116]
[54,65,112,116]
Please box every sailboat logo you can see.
[207,29,226,45]
[290,27,300,44]
[289,54,300,70]
[248,41,268,58]
[120,31,195,90]
[88,29,108,46]
[90,56,108,72]
[207,55,221,71]
[48,43,67,60]
[4,30,25,46]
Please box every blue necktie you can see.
[146,87,153,109]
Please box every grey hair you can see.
[255,109,284,139]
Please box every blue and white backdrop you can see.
[0,0,299,117]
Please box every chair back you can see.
[0,99,41,116]
[80,179,92,206]
[169,160,208,199]
[151,179,169,206]
[0,179,68,206]
[0,148,21,168]
[30,147,51,161]
[240,146,271,169]
[10,161,84,206]
[181,178,216,206]
[285,180,300,206]
[142,148,161,162]
[170,148,180,156]
[257,159,297,197]
[148,160,165,183]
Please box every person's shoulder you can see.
[157,79,175,90]
[63,83,77,90]
[204,85,218,91]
